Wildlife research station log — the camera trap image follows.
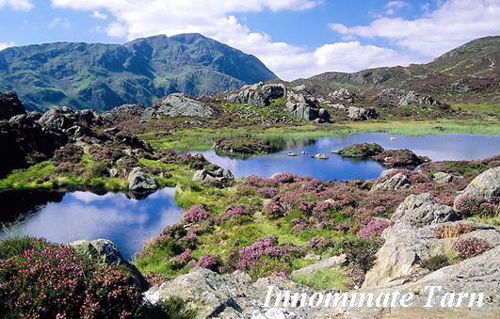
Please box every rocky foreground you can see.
[143,166,500,319]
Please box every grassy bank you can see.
[143,119,500,152]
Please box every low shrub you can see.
[433,223,475,239]
[452,237,493,258]
[0,237,144,319]
[357,218,392,238]
[183,204,212,223]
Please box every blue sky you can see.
[0,0,499,80]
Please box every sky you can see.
[0,0,499,80]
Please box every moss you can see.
[335,143,384,158]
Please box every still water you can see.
[0,188,183,259]
[195,133,500,180]
[2,133,499,257]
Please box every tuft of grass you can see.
[292,267,352,291]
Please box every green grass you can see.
[142,119,500,152]
[292,267,352,291]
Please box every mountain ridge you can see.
[0,33,278,112]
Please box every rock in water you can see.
[70,239,148,290]
[335,143,384,158]
[312,153,329,160]
[0,91,26,120]
[128,167,158,195]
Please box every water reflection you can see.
[0,188,183,259]
[194,133,500,180]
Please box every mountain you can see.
[0,34,277,112]
[291,36,500,103]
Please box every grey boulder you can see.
[371,172,410,192]
[128,167,158,195]
[454,166,500,210]
[392,193,459,227]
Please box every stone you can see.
[144,93,213,118]
[292,254,347,277]
[193,168,234,187]
[226,83,286,107]
[128,167,158,195]
[454,166,500,210]
[70,239,148,290]
[392,193,459,227]
[145,267,314,319]
[329,88,356,103]
[312,153,329,160]
[398,90,441,107]
[347,106,377,121]
[0,91,26,120]
[433,171,454,184]
[371,173,410,192]
[321,246,500,318]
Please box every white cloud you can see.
[49,0,499,80]
[0,41,15,51]
[331,0,500,57]
[50,0,418,80]
[385,1,409,15]
[48,17,71,29]
[90,10,107,20]
[0,0,33,10]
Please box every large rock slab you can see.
[322,244,500,319]
[145,268,314,319]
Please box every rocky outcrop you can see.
[38,106,102,131]
[376,88,442,108]
[285,91,329,122]
[144,267,314,319]
[454,166,500,210]
[433,171,455,184]
[392,193,458,227]
[399,91,441,107]
[329,88,356,103]
[0,91,26,120]
[373,149,430,168]
[321,245,500,319]
[70,239,148,290]
[192,167,234,187]
[363,219,500,290]
[371,172,410,192]
[128,167,158,196]
[347,106,377,121]
[143,93,213,118]
[227,82,286,107]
